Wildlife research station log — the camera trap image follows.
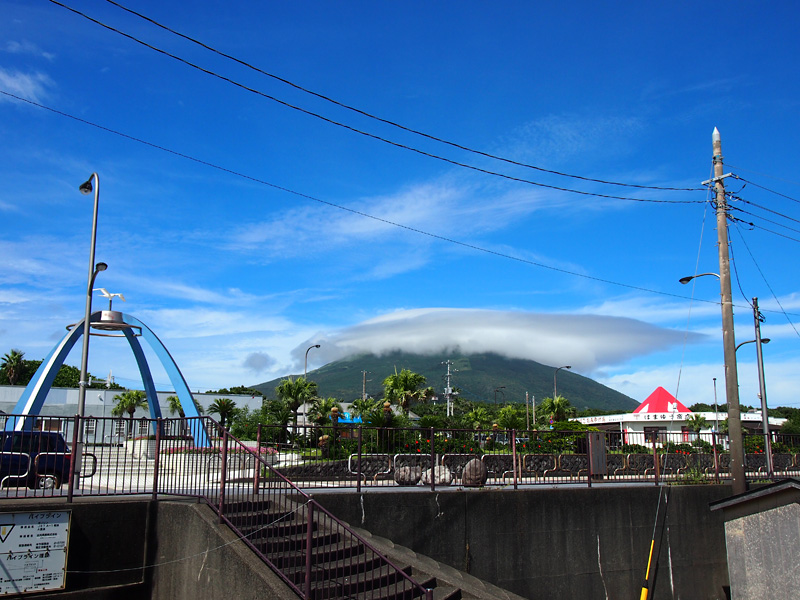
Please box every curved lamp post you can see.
[680,262,745,494]
[76,172,104,485]
[304,344,320,379]
[736,337,773,475]
[493,386,505,407]
[554,365,571,401]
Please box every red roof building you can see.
[632,386,691,415]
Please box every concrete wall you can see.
[313,485,733,600]
[148,501,297,600]
[2,499,294,600]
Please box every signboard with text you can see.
[0,510,71,595]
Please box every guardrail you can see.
[0,414,434,600]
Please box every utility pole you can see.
[709,127,746,494]
[752,297,773,476]
[361,371,369,401]
[525,392,530,430]
[443,360,455,417]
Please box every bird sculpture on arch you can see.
[8,311,210,447]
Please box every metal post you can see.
[304,502,314,599]
[253,423,262,496]
[586,432,593,489]
[76,173,103,487]
[67,415,80,503]
[712,431,720,484]
[218,430,228,523]
[752,298,773,476]
[511,429,518,490]
[152,418,162,501]
[356,426,362,493]
[430,427,436,492]
[711,128,746,494]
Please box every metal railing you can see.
[0,414,433,600]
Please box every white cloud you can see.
[292,307,698,373]
[0,68,54,103]
[243,352,276,374]
[5,41,55,61]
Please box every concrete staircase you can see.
[221,496,525,600]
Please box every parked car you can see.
[0,431,72,489]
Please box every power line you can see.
[46,0,701,205]
[731,223,800,339]
[1,88,712,306]
[101,0,700,194]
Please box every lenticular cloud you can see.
[293,308,699,373]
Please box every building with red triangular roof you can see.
[632,387,691,414]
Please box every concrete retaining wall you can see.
[313,485,733,600]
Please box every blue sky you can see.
[2,1,800,409]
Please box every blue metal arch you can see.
[9,312,210,446]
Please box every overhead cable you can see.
[47,0,701,205]
[0,89,713,306]
[101,0,701,194]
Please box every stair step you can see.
[221,499,273,513]
[227,510,294,530]
[285,554,385,584]
[255,530,341,554]
[271,539,366,569]
[308,564,415,598]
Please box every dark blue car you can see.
[0,431,72,489]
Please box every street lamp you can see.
[736,334,773,476]
[493,386,505,406]
[75,173,104,486]
[681,263,746,494]
[554,365,571,401]
[678,273,720,285]
[304,344,320,379]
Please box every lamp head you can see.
[314,344,321,349]
[679,276,693,285]
[79,178,94,195]
[762,338,771,344]
[95,262,108,273]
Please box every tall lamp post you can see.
[304,344,320,379]
[554,365,571,402]
[736,336,772,476]
[76,173,105,485]
[493,386,505,407]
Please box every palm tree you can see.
[275,377,318,436]
[498,405,524,431]
[537,396,576,425]
[350,397,378,419]
[382,368,428,413]
[686,414,709,438]
[166,395,204,436]
[111,390,148,438]
[208,398,238,429]
[1,349,25,385]
[308,397,343,427]
[463,406,491,430]
[264,399,292,443]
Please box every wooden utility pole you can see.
[711,127,746,494]
[752,297,773,476]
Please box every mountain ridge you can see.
[252,351,638,412]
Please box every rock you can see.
[394,465,422,486]
[421,465,453,486]
[462,458,488,487]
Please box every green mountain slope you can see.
[252,352,637,412]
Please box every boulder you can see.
[462,458,488,487]
[394,465,422,486]
[421,465,453,486]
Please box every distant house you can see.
[574,386,785,446]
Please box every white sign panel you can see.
[0,511,71,595]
